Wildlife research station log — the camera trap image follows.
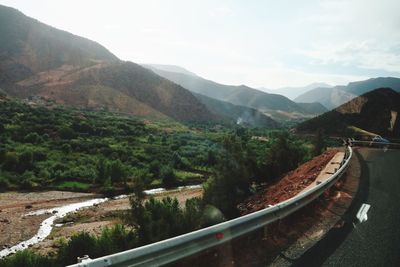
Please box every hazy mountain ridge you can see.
[261,82,332,100]
[0,5,218,123]
[145,65,327,121]
[295,77,400,109]
[297,88,400,137]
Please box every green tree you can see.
[96,158,110,183]
[313,129,325,156]
[160,165,177,188]
[203,135,251,218]
[109,160,127,184]
[58,127,75,139]
[2,152,18,172]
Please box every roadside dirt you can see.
[238,149,339,215]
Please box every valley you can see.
[0,2,399,267]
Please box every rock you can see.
[25,204,33,209]
[52,210,58,214]
[0,218,10,224]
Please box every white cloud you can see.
[209,6,234,17]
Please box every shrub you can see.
[24,132,42,144]
[57,232,97,265]
[0,250,55,267]
[2,152,18,172]
[160,166,177,188]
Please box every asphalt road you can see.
[294,147,400,266]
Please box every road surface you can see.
[294,147,400,266]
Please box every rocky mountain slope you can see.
[0,5,217,122]
[297,88,400,137]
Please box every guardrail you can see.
[350,140,400,149]
[68,146,353,267]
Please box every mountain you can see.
[297,88,400,137]
[143,64,198,77]
[192,93,279,128]
[0,5,216,122]
[144,65,326,121]
[261,83,332,100]
[296,102,328,114]
[295,87,357,110]
[295,77,400,109]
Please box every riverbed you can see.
[0,186,203,258]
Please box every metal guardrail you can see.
[350,140,400,149]
[68,146,353,267]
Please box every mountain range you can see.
[260,82,332,100]
[297,88,400,137]
[295,77,400,110]
[144,64,327,121]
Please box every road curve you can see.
[294,147,400,266]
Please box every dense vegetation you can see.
[0,98,220,192]
[0,97,319,266]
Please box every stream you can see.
[0,185,202,258]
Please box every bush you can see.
[58,127,75,140]
[2,152,18,172]
[24,132,42,144]
[0,175,10,191]
[57,232,97,265]
[160,166,177,188]
[0,250,55,267]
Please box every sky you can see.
[1,0,400,89]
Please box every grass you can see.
[53,181,91,190]
[175,170,204,181]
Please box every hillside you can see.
[145,65,326,121]
[193,93,279,128]
[0,5,216,123]
[0,5,118,82]
[297,88,400,137]
[296,102,328,114]
[295,77,400,109]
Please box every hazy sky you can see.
[1,0,400,89]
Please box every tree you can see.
[160,165,177,188]
[2,152,18,172]
[96,158,109,184]
[109,160,127,184]
[313,129,325,156]
[148,160,161,178]
[58,127,75,140]
[203,135,251,218]
[24,132,42,144]
[129,197,184,244]
[17,150,34,173]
